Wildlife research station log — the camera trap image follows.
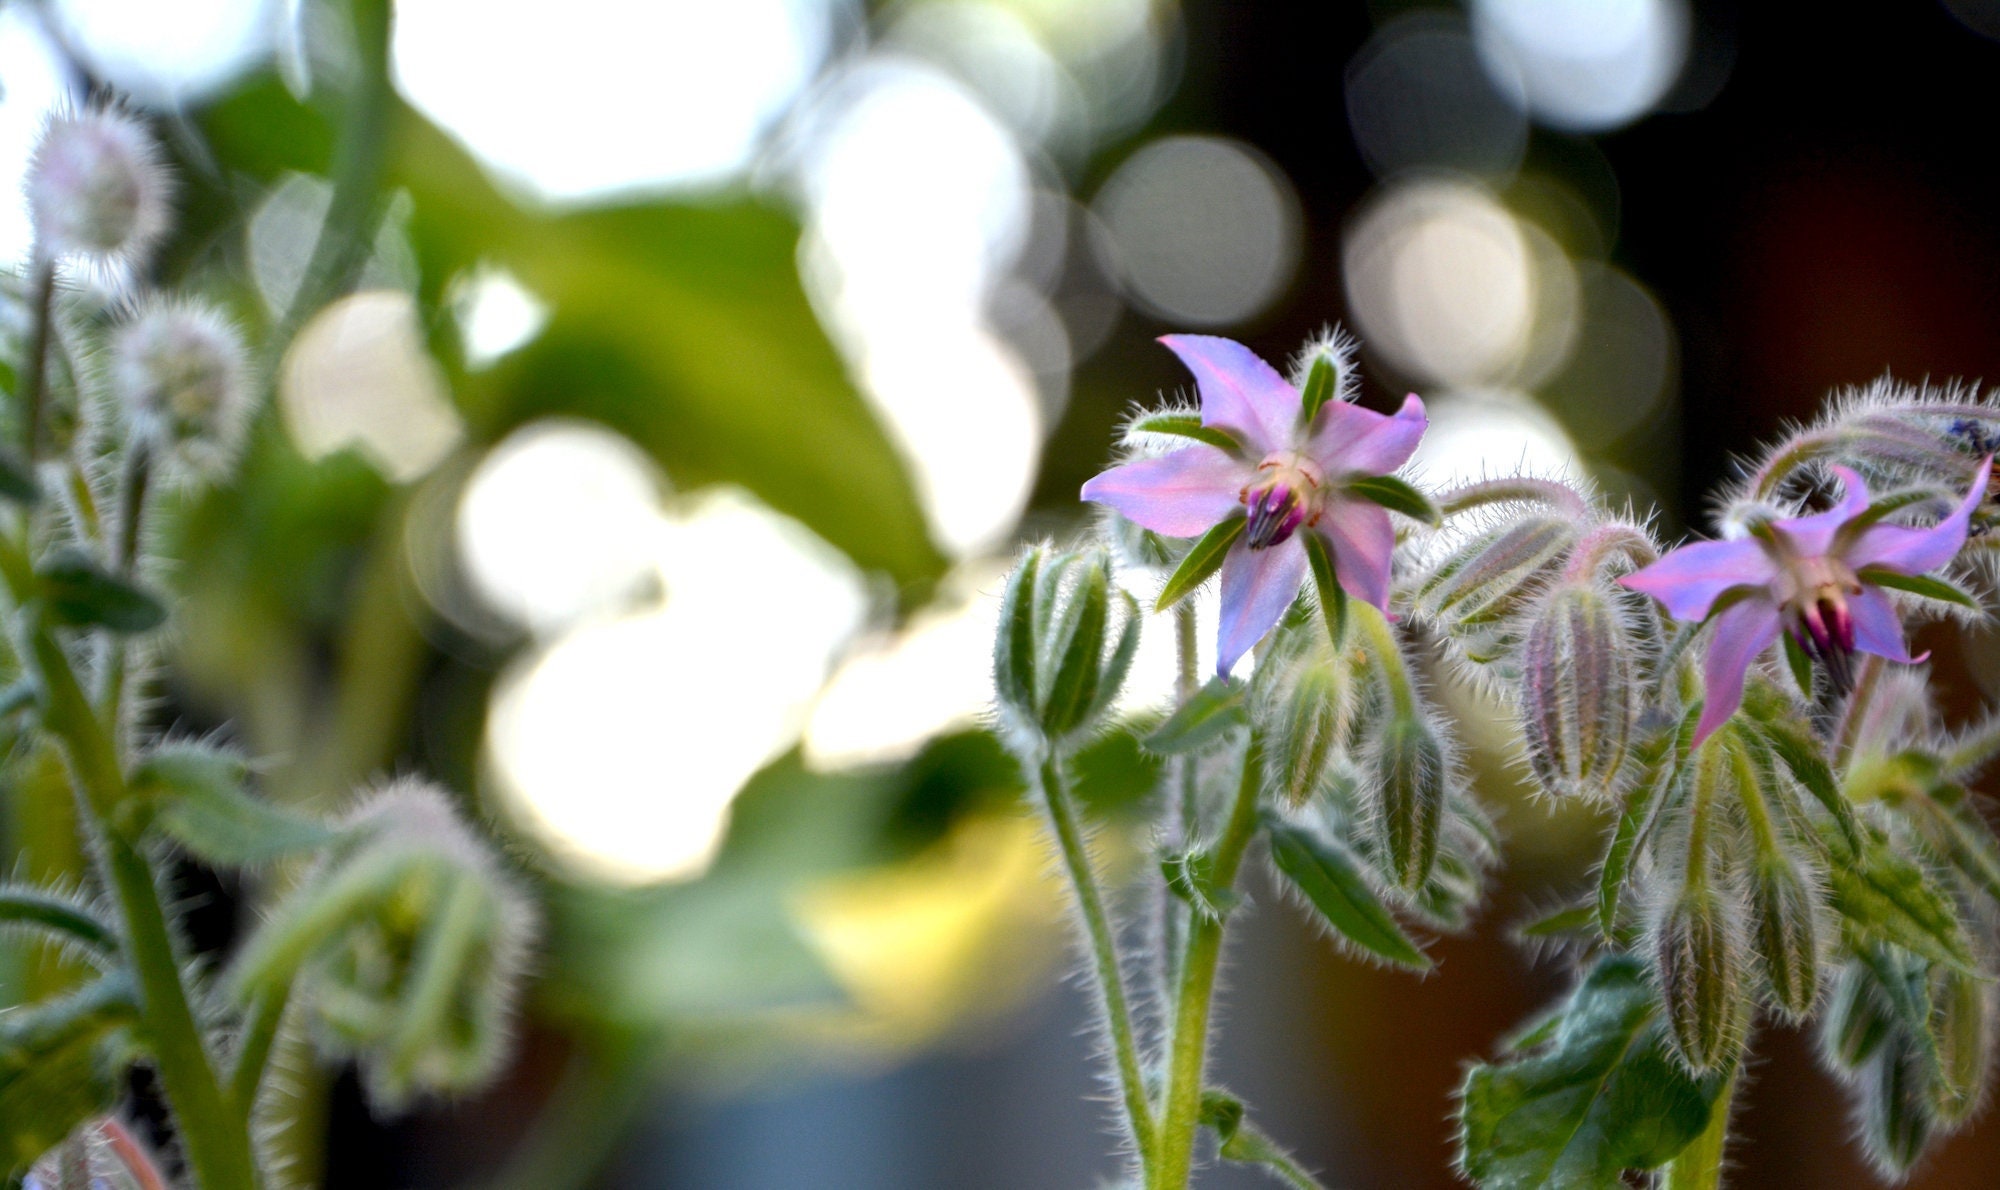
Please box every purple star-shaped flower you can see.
[1620,458,1993,744]
[1081,334,1427,676]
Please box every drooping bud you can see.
[1519,580,1635,800]
[992,546,1139,752]
[110,296,252,474]
[227,780,536,1113]
[1749,854,1824,1021]
[1374,714,1448,889]
[1860,1029,1939,1177]
[1654,876,1751,1074]
[26,110,171,271]
[1822,959,1897,1071]
[1926,964,1994,1124]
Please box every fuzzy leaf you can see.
[35,549,167,635]
[1826,834,1978,972]
[1156,515,1246,613]
[1143,676,1246,754]
[1298,354,1338,426]
[1858,567,1981,610]
[1517,902,1600,942]
[1458,956,1725,1190]
[993,549,1041,726]
[1130,412,1247,456]
[1346,474,1441,526]
[1782,631,1815,698]
[1266,817,1431,970]
[1597,760,1667,938]
[1037,556,1109,737]
[134,743,337,867]
[0,883,117,959]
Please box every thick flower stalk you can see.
[1621,459,1992,743]
[1081,334,1427,673]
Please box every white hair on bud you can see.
[111,294,253,477]
[1285,323,1360,403]
[26,107,172,276]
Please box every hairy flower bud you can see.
[111,296,252,473]
[992,546,1139,751]
[1822,956,1900,1072]
[1519,581,1635,800]
[1861,1029,1939,1177]
[1414,515,1578,664]
[26,110,171,271]
[1750,855,1824,1021]
[228,781,536,1112]
[1252,628,1350,805]
[1927,965,1994,1123]
[1374,715,1447,889]
[1655,878,1750,1074]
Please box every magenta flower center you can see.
[1773,553,1861,665]
[1242,452,1324,549]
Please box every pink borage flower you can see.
[1081,334,1427,675]
[1620,458,1993,744]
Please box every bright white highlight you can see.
[1471,0,1689,133]
[1090,135,1301,327]
[456,420,666,636]
[486,488,867,885]
[1409,388,1581,487]
[454,266,550,369]
[49,0,272,105]
[0,11,77,269]
[279,290,464,482]
[393,0,833,203]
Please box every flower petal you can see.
[1619,537,1776,623]
[1694,596,1782,746]
[1845,455,1992,575]
[1315,498,1395,611]
[1159,334,1295,452]
[1081,445,1246,537]
[1309,393,1427,478]
[1849,584,1921,664]
[1769,465,1873,556]
[1216,538,1308,676]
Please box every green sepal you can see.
[1037,555,1109,738]
[1080,589,1140,729]
[1298,354,1339,427]
[1156,515,1246,613]
[1782,631,1815,697]
[1266,816,1432,970]
[993,548,1041,725]
[1301,530,1348,649]
[1345,474,1441,527]
[1200,1090,1331,1188]
[1130,412,1247,456]
[0,448,38,505]
[1143,676,1246,754]
[1457,955,1728,1190]
[1161,848,1241,922]
[35,548,167,634]
[1825,832,1978,972]
[1857,567,1981,610]
[1750,714,1863,855]
[1597,734,1675,938]
[1516,902,1600,943]
[132,742,338,867]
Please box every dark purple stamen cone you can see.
[1245,482,1304,549]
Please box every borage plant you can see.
[0,109,533,1188]
[1000,329,2000,1188]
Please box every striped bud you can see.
[1823,959,1897,1071]
[1861,1029,1938,1177]
[1375,715,1447,889]
[1519,581,1634,800]
[1927,965,1994,1124]
[1415,516,1579,666]
[1750,855,1823,1021]
[1655,879,1750,1074]
[992,546,1139,752]
[1253,630,1349,806]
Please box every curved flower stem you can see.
[1437,476,1589,519]
[1664,1071,1737,1190]
[1034,754,1156,1161]
[1562,523,1657,582]
[1151,735,1264,1190]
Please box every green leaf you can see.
[993,549,1041,725]
[0,448,37,505]
[1298,354,1338,426]
[1081,589,1141,728]
[0,973,138,1180]
[1825,834,1978,972]
[1266,818,1432,970]
[1858,568,1981,610]
[1156,516,1246,613]
[133,742,338,867]
[1517,902,1600,942]
[0,883,117,959]
[1143,676,1246,754]
[1458,956,1726,1190]
[35,548,167,634]
[1301,530,1348,649]
[1346,474,1441,526]
[1597,753,1669,938]
[1130,411,1246,455]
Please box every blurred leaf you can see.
[36,549,167,635]
[0,973,137,1180]
[1458,956,1725,1190]
[1200,1090,1329,1188]
[1265,817,1430,971]
[1143,677,1245,754]
[133,742,336,867]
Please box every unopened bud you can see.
[1822,958,1898,1072]
[1861,1029,1938,1177]
[1927,965,1994,1124]
[1415,516,1578,661]
[1655,879,1750,1074]
[992,546,1138,751]
[1750,856,1824,1021]
[1374,715,1447,889]
[111,296,252,473]
[1519,581,1635,800]
[26,110,171,270]
[1252,630,1349,805]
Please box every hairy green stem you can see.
[1035,754,1155,1160]
[1151,736,1264,1190]
[1664,1071,1737,1190]
[18,258,54,462]
[1160,601,1201,997]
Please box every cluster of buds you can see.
[992,545,1139,756]
[227,781,537,1112]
